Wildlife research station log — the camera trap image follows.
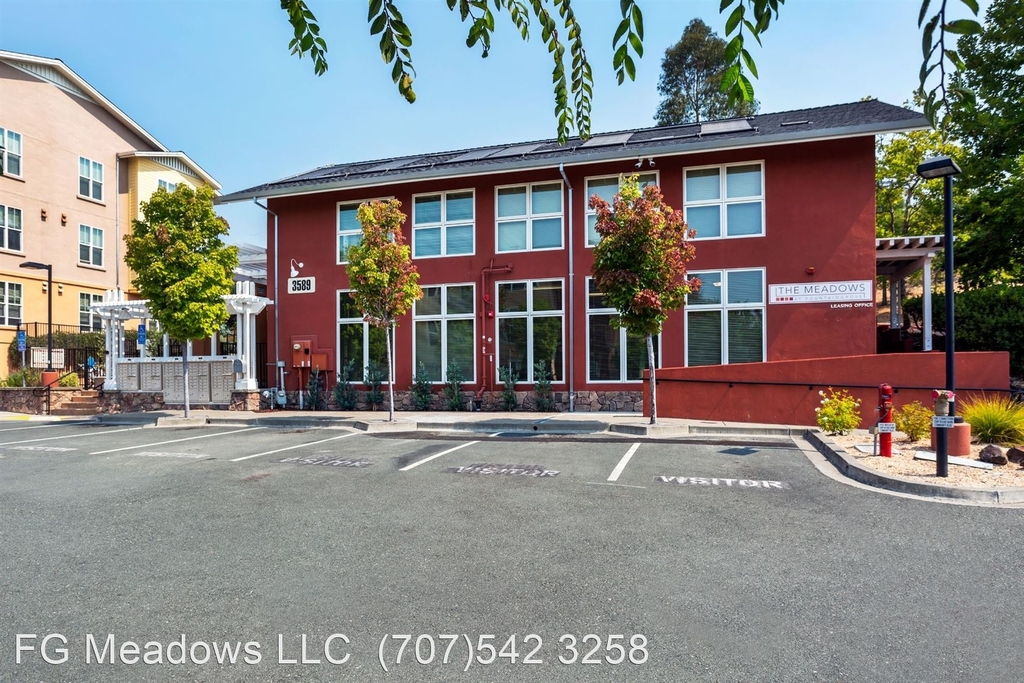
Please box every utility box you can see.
[291,339,311,367]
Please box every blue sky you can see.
[1,0,981,246]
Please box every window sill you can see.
[0,248,25,256]
[1,173,25,183]
[77,195,105,206]
[411,252,476,260]
[496,246,565,254]
[77,262,106,272]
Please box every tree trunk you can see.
[385,323,395,422]
[182,342,190,419]
[647,333,657,425]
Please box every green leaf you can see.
[619,0,630,15]
[944,49,965,71]
[719,0,732,11]
[724,35,742,64]
[957,0,979,15]
[631,4,643,41]
[922,14,939,58]
[740,48,758,79]
[624,54,636,81]
[943,19,982,35]
[725,4,745,35]
[721,63,741,90]
[370,12,387,35]
[737,72,754,101]
[613,43,627,68]
[917,0,932,27]
[612,18,629,47]
[628,32,644,58]
[369,0,383,21]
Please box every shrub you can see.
[499,366,519,411]
[961,393,1024,445]
[444,362,465,411]
[3,368,41,387]
[894,401,932,441]
[410,362,433,411]
[815,387,862,435]
[333,360,359,410]
[304,367,327,411]
[58,372,80,388]
[904,285,1024,375]
[364,361,385,409]
[533,361,555,412]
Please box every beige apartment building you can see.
[0,50,219,378]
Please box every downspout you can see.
[559,163,575,412]
[253,199,280,398]
[114,154,121,289]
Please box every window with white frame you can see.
[684,163,763,239]
[686,268,765,366]
[496,182,563,252]
[586,278,660,382]
[337,291,389,382]
[79,156,103,201]
[0,281,22,326]
[412,190,474,257]
[414,284,475,382]
[496,280,563,383]
[157,179,177,193]
[1,128,22,177]
[0,205,23,252]
[337,202,363,263]
[585,172,657,246]
[79,225,103,267]
[79,293,103,331]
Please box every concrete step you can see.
[51,405,100,416]
[69,396,99,404]
[77,390,99,398]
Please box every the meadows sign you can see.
[768,280,873,305]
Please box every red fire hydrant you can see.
[878,383,894,457]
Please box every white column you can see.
[163,333,170,358]
[139,318,147,359]
[248,305,258,388]
[923,255,933,352]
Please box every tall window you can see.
[0,281,22,326]
[0,205,22,252]
[585,172,657,246]
[1,128,22,177]
[412,190,474,257]
[586,278,660,382]
[496,182,563,252]
[158,179,177,192]
[684,162,764,239]
[337,291,388,382]
[79,225,103,267]
[496,280,563,383]
[337,202,362,263]
[414,284,475,382]
[686,269,765,366]
[79,293,103,331]
[79,157,103,201]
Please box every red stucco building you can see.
[218,101,1007,418]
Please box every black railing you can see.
[21,322,87,337]
[256,342,268,388]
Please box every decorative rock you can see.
[1007,447,1024,465]
[978,444,1008,466]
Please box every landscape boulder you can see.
[978,444,1008,466]
[1007,447,1024,466]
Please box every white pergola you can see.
[876,234,944,351]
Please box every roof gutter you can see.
[215,117,930,205]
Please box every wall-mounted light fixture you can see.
[57,283,64,294]
[633,157,656,169]
[41,208,47,221]
[806,266,815,275]
[289,259,304,278]
[61,213,67,225]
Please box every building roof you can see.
[217,100,928,204]
[0,50,221,191]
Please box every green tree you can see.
[876,125,960,239]
[590,176,697,424]
[948,0,1024,286]
[656,18,758,125]
[345,200,422,421]
[124,184,238,418]
[281,0,981,139]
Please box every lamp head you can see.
[289,259,303,278]
[916,156,961,179]
[19,261,50,271]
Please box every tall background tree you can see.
[655,18,758,125]
[124,185,238,418]
[590,176,697,425]
[345,200,422,422]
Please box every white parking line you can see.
[400,441,479,471]
[231,431,361,461]
[0,427,144,446]
[90,427,264,455]
[607,442,641,482]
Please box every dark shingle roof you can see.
[218,100,927,204]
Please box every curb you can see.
[804,430,1024,504]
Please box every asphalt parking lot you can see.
[1,421,1022,682]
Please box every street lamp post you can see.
[916,155,962,478]
[19,261,54,374]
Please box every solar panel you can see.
[700,119,753,135]
[580,132,634,148]
[363,157,422,173]
[486,143,544,159]
[448,148,503,163]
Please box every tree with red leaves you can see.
[590,176,698,424]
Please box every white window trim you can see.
[336,196,392,265]
[78,224,104,268]
[79,292,103,332]
[157,179,178,193]
[411,189,476,259]
[583,171,660,248]
[584,277,662,384]
[0,204,24,254]
[336,290,394,384]
[1,128,23,179]
[78,156,104,203]
[412,282,477,384]
[684,160,765,241]
[494,180,565,253]
[0,280,23,327]
[684,267,767,367]
[494,277,566,385]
